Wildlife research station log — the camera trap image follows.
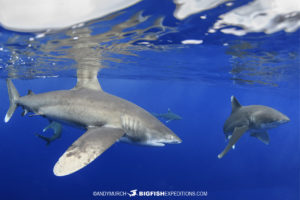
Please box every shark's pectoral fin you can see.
[250,131,269,145]
[226,135,236,149]
[165,119,172,123]
[218,125,248,159]
[53,127,124,176]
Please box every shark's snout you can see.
[280,115,290,123]
[166,134,182,144]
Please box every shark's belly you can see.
[39,103,163,146]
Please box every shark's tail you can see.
[4,79,20,123]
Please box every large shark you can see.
[152,108,182,123]
[218,96,290,159]
[4,68,182,176]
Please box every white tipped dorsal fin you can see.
[231,96,241,113]
[74,67,102,91]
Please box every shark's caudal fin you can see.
[4,79,20,123]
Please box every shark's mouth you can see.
[260,121,284,129]
[144,139,181,146]
[148,142,166,147]
[149,137,182,145]
[119,135,181,147]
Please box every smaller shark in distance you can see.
[36,121,62,145]
[152,108,182,123]
[218,96,290,159]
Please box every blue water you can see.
[0,0,300,200]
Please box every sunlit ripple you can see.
[0,0,299,89]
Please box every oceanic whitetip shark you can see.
[152,108,182,123]
[218,96,290,159]
[35,121,62,145]
[4,68,182,176]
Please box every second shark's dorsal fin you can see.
[74,67,103,91]
[168,108,171,113]
[231,96,242,113]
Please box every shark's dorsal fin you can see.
[74,67,102,91]
[168,108,171,112]
[231,96,241,113]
